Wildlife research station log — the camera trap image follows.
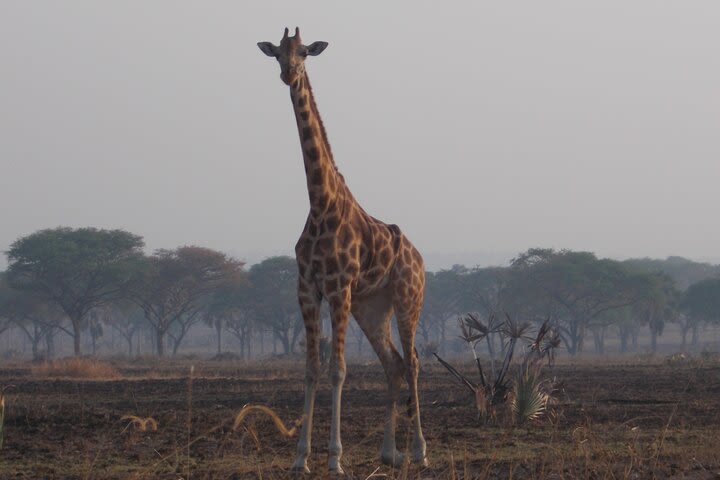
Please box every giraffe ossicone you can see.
[257,27,428,475]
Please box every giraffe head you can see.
[258,28,328,86]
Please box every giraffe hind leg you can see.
[351,289,406,468]
[392,245,428,467]
[396,307,428,466]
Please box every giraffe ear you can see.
[257,42,278,57]
[306,41,328,56]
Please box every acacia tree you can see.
[4,299,57,361]
[421,268,464,353]
[631,272,679,353]
[504,249,645,355]
[249,256,301,355]
[601,306,639,353]
[87,307,108,355]
[126,246,243,357]
[166,308,212,356]
[459,266,509,356]
[204,271,251,355]
[225,308,256,359]
[0,274,18,339]
[460,266,508,316]
[107,301,146,357]
[623,256,720,291]
[6,227,144,355]
[682,277,720,348]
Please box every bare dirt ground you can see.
[0,356,719,479]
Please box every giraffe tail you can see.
[233,404,301,438]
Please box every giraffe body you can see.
[258,28,427,474]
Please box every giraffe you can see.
[258,28,427,474]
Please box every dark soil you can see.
[0,358,719,479]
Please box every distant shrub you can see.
[31,357,120,379]
[700,348,720,362]
[665,352,688,365]
[210,352,242,362]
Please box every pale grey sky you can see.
[2,2,719,270]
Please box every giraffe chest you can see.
[295,217,399,297]
[299,228,358,281]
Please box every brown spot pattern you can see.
[306,146,319,161]
[302,126,314,142]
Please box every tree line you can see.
[1,228,719,359]
[421,249,720,357]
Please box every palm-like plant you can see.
[511,370,549,424]
[511,320,561,424]
[434,314,559,423]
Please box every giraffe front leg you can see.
[292,290,321,474]
[327,289,350,475]
[292,370,318,474]
[327,363,345,475]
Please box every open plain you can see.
[0,356,719,479]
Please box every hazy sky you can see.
[2,2,719,270]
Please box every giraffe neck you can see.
[290,72,346,216]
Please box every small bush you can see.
[31,358,120,379]
[665,352,688,365]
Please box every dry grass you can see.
[1,359,718,478]
[233,404,300,438]
[0,390,5,449]
[121,415,158,433]
[31,357,120,379]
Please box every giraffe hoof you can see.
[327,458,345,475]
[290,459,311,475]
[411,440,428,466]
[381,449,405,468]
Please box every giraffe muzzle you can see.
[281,67,301,85]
